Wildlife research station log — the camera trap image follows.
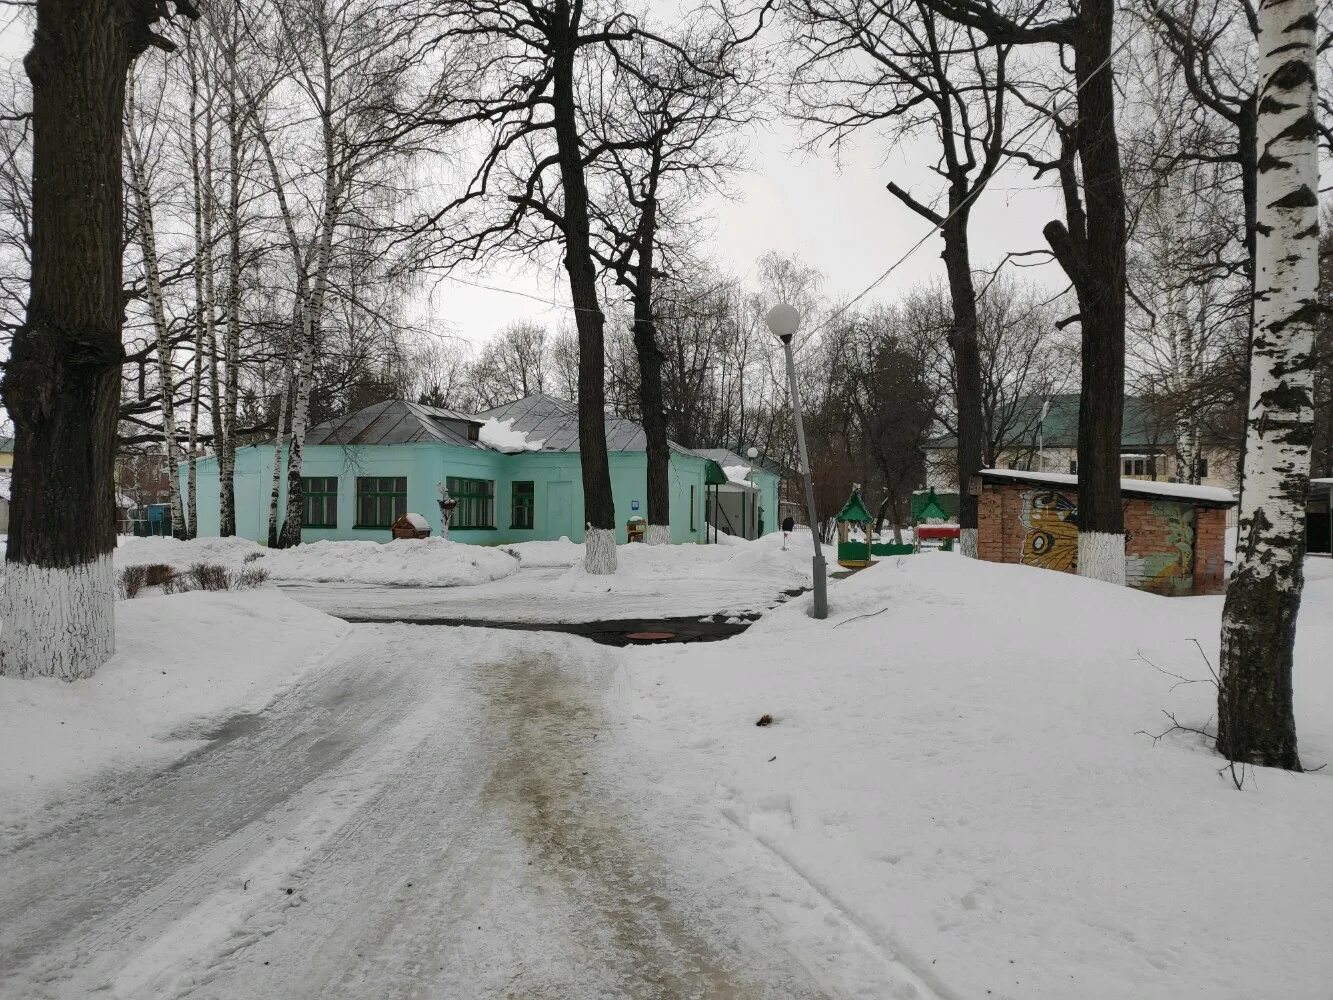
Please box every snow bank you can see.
[115,535,520,588]
[0,590,349,844]
[621,554,1333,998]
[500,537,584,568]
[116,535,262,571]
[479,417,544,453]
[258,537,519,587]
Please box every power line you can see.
[790,14,1156,361]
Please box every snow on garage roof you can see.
[980,468,1237,506]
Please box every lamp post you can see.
[765,303,828,619]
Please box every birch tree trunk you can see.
[126,76,187,539]
[217,19,243,538]
[1216,0,1319,772]
[266,353,292,548]
[276,95,340,549]
[184,27,212,538]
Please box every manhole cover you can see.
[626,631,676,641]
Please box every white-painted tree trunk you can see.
[959,527,978,558]
[1216,0,1318,770]
[1077,532,1126,586]
[185,36,210,539]
[0,558,115,681]
[126,77,186,539]
[277,33,344,549]
[584,527,618,574]
[645,523,671,545]
[266,359,292,548]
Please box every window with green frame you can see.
[511,481,535,529]
[356,476,406,528]
[446,476,495,529]
[302,476,338,528]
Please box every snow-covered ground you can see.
[115,535,521,588]
[284,531,818,623]
[0,590,349,846]
[3,544,1331,997]
[622,553,1333,999]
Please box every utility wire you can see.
[789,14,1156,362]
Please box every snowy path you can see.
[0,624,908,1000]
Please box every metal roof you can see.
[305,400,486,449]
[475,394,694,455]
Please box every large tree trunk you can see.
[1047,0,1128,584]
[126,76,187,540]
[551,6,616,574]
[185,29,208,538]
[1216,0,1319,772]
[0,0,139,678]
[941,213,984,558]
[631,160,670,546]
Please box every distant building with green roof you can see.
[925,393,1238,493]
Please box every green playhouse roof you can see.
[912,488,953,522]
[836,489,874,522]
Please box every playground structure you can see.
[834,485,959,568]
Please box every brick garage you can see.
[976,470,1235,596]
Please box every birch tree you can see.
[0,0,198,681]
[1216,0,1320,771]
[125,72,188,538]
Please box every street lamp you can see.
[765,303,828,619]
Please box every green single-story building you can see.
[182,394,780,546]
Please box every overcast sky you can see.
[429,112,1068,344]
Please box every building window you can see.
[356,476,406,528]
[1196,457,1209,479]
[447,476,495,529]
[511,481,535,529]
[690,485,697,530]
[303,476,338,528]
[1123,457,1153,477]
[1068,460,1078,475]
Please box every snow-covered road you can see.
[0,623,909,1000]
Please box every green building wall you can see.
[180,441,776,546]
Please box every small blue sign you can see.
[631,499,640,511]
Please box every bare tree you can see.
[921,0,1130,583]
[789,0,1012,558]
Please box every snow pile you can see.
[0,590,349,844]
[621,554,1333,998]
[500,536,584,567]
[258,537,519,587]
[721,464,757,489]
[479,417,545,453]
[115,535,520,588]
[983,467,1236,504]
[116,535,263,570]
[403,512,429,531]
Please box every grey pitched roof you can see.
[305,400,486,448]
[476,393,693,455]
